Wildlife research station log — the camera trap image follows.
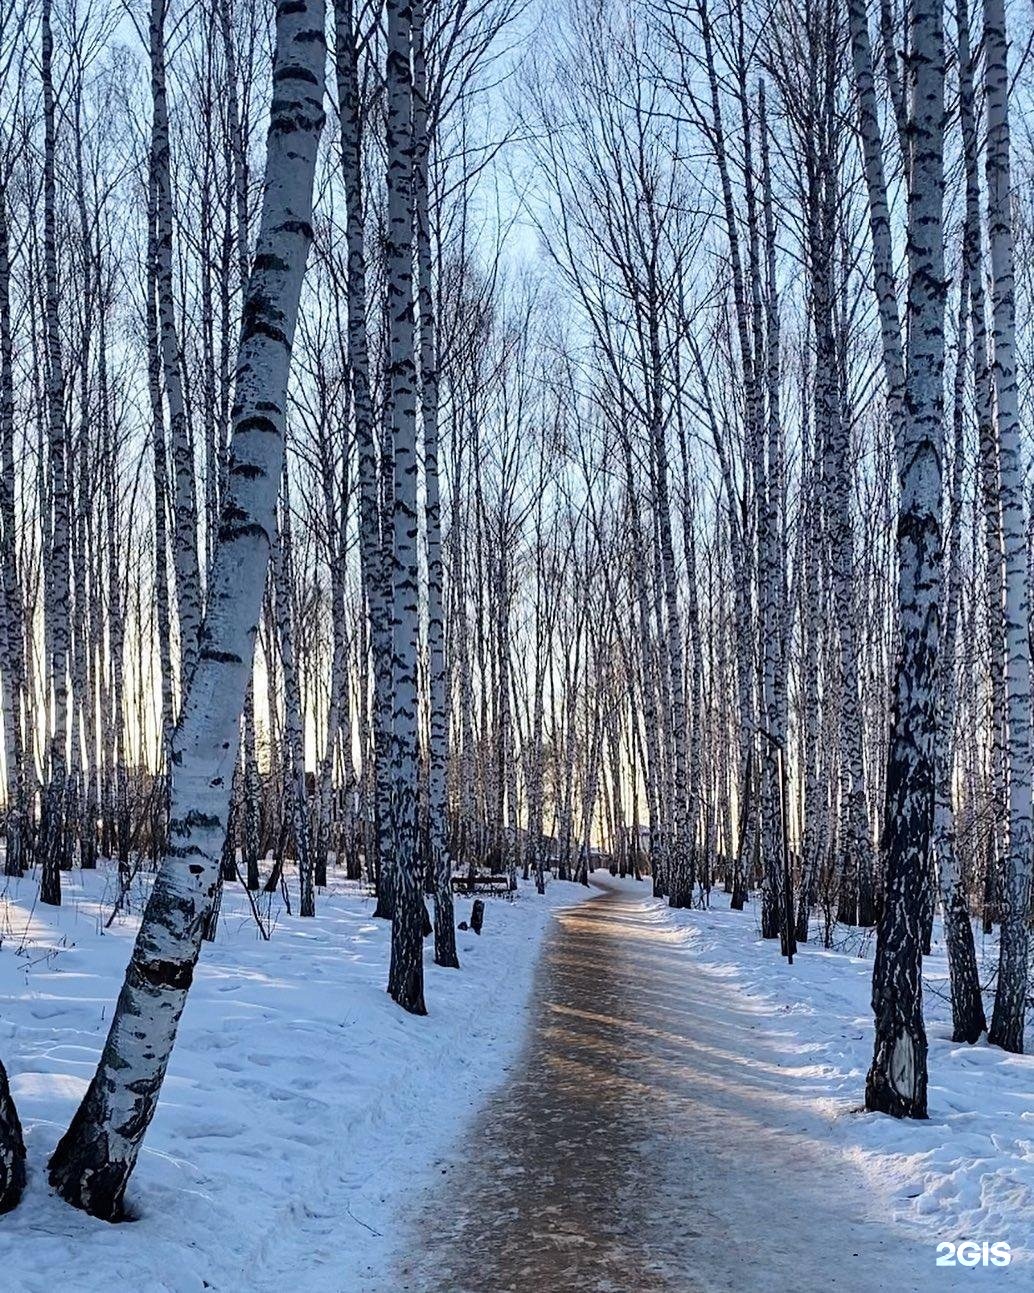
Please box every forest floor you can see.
[0,866,593,1291]
[394,879,1032,1292]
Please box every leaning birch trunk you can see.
[150,0,202,696]
[385,0,426,1015]
[449,442,475,873]
[101,311,129,875]
[47,0,326,1217]
[984,0,1032,1055]
[865,0,945,1119]
[825,262,872,930]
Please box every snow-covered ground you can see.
[0,867,592,1292]
[2,869,1030,1289]
[659,888,1034,1277]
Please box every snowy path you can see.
[392,880,1006,1293]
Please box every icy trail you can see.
[394,880,1028,1292]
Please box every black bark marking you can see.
[236,414,279,436]
[252,253,290,274]
[218,520,269,544]
[274,65,319,86]
[133,956,194,992]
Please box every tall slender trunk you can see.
[985,0,1032,1054]
[274,471,313,916]
[239,680,261,883]
[39,0,71,904]
[147,172,175,854]
[316,411,349,882]
[334,0,393,912]
[650,321,689,912]
[759,81,792,951]
[622,434,664,898]
[0,181,25,877]
[847,0,906,457]
[955,0,1006,939]
[935,271,986,1044]
[698,0,758,906]
[150,0,202,697]
[385,0,426,1015]
[413,0,457,966]
[865,0,945,1120]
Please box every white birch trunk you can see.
[955,0,1007,940]
[847,0,906,457]
[333,0,393,910]
[150,0,202,697]
[866,0,945,1119]
[385,0,426,1014]
[274,472,313,917]
[48,0,326,1215]
[39,0,71,904]
[0,178,25,878]
[413,0,457,966]
[935,271,986,1044]
[146,171,176,845]
[985,0,1032,1054]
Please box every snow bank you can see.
[657,889,1034,1274]
[0,869,592,1291]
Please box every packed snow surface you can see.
[395,880,1032,1292]
[658,888,1034,1282]
[0,869,592,1291]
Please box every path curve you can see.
[393,880,959,1292]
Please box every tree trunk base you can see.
[865,1027,928,1119]
[0,1060,26,1214]
[49,1091,132,1221]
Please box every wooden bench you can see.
[450,872,512,895]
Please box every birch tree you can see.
[47,0,327,1216]
[39,0,72,905]
[865,0,945,1119]
[384,0,427,1015]
[150,0,203,698]
[984,0,1031,1056]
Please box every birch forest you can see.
[0,0,1032,1276]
